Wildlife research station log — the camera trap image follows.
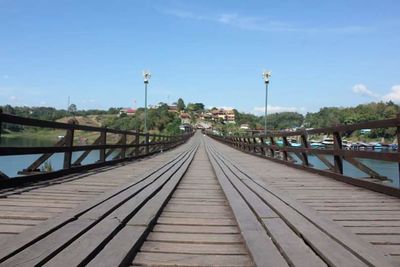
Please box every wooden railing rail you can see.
[0,111,193,187]
[207,117,400,197]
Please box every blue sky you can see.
[0,0,399,114]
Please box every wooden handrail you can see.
[0,112,194,183]
[206,117,400,195]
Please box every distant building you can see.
[119,108,136,117]
[199,112,212,121]
[240,124,250,130]
[180,112,191,124]
[211,108,236,123]
[168,105,178,113]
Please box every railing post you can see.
[120,133,127,159]
[397,114,400,185]
[0,108,2,141]
[135,132,140,156]
[282,137,289,162]
[260,137,266,156]
[253,137,257,153]
[269,136,275,157]
[145,133,150,155]
[161,135,166,151]
[300,130,309,166]
[99,127,107,162]
[63,121,75,169]
[333,131,343,174]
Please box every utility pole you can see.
[262,70,272,137]
[143,70,151,133]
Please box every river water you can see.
[0,136,108,177]
[0,137,398,188]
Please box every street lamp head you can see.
[262,70,272,84]
[143,70,151,84]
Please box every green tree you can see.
[68,104,77,114]
[177,98,185,111]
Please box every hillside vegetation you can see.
[1,101,399,141]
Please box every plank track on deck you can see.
[207,135,400,266]
[0,132,397,266]
[131,140,254,267]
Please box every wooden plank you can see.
[0,144,195,263]
[208,145,328,267]
[157,217,236,226]
[153,224,239,234]
[146,232,243,244]
[0,224,32,234]
[86,146,198,266]
[0,219,93,266]
[161,211,231,219]
[42,145,197,266]
[359,235,400,245]
[209,140,395,267]
[205,145,289,267]
[140,241,248,255]
[132,252,254,267]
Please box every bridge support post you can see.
[135,133,140,156]
[396,114,400,185]
[99,127,107,163]
[260,137,266,156]
[300,130,309,166]
[269,136,275,158]
[333,131,343,174]
[0,108,2,141]
[120,133,127,159]
[145,133,150,155]
[282,137,289,162]
[63,124,75,169]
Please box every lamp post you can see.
[143,70,151,133]
[262,70,271,137]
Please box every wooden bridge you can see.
[0,113,400,266]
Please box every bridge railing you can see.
[207,117,400,197]
[0,111,193,187]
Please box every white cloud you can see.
[352,84,379,98]
[160,8,369,34]
[253,105,305,114]
[9,95,17,101]
[161,8,206,21]
[382,85,400,102]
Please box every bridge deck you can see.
[208,135,400,266]
[0,141,190,242]
[0,133,397,266]
[132,142,253,266]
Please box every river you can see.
[0,136,109,178]
[0,137,398,188]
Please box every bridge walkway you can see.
[0,133,397,266]
[0,137,193,243]
[132,139,253,266]
[207,135,400,266]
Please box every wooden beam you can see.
[344,157,388,181]
[72,136,101,166]
[20,137,66,173]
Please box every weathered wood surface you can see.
[131,142,254,267]
[0,137,195,244]
[0,139,198,266]
[208,135,399,266]
[0,133,397,266]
